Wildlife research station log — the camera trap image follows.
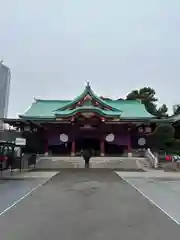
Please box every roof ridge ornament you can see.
[85,80,90,88]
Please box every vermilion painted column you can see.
[71,140,76,156]
[100,139,105,156]
[44,139,49,156]
[127,134,132,157]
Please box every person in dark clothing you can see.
[82,148,92,168]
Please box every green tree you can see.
[152,124,175,151]
[126,87,168,117]
[173,105,180,115]
[156,104,168,117]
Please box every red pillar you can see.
[44,139,48,156]
[71,140,76,156]
[127,134,132,157]
[43,130,49,156]
[100,139,105,156]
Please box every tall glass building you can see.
[0,62,11,118]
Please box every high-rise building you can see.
[0,62,11,118]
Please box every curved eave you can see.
[55,86,120,112]
[19,115,55,120]
[114,117,155,122]
[55,108,121,118]
[1,118,28,125]
[166,116,180,124]
[147,116,174,123]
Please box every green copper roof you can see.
[55,107,120,117]
[20,85,155,120]
[56,83,119,111]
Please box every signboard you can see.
[15,138,26,146]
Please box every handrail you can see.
[145,148,158,169]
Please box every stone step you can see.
[36,156,145,170]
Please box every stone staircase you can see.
[35,156,147,170]
[136,157,152,171]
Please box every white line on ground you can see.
[0,172,59,217]
[115,172,180,225]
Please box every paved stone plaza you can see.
[0,170,180,239]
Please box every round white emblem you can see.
[60,133,68,142]
[105,134,115,142]
[138,138,146,146]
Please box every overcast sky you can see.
[0,0,180,117]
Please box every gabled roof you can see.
[55,107,120,117]
[55,82,119,112]
[19,84,155,120]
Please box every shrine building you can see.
[2,83,170,156]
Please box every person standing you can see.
[82,148,92,168]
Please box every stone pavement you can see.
[116,169,180,179]
[0,169,58,180]
[116,170,180,225]
[0,164,180,239]
[0,170,180,240]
